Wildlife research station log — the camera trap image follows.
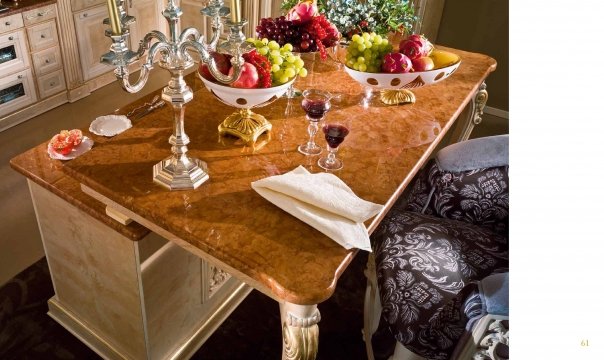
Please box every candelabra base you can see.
[380,89,416,105]
[153,157,209,190]
[218,109,272,144]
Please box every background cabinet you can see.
[73,6,114,81]
[127,0,166,50]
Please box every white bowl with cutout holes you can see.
[199,73,294,109]
[344,52,461,90]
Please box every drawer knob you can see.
[17,75,23,79]
[5,22,10,26]
[8,36,13,41]
[50,82,56,86]
[45,59,50,63]
[41,34,46,39]
[38,12,44,16]
[83,13,88,17]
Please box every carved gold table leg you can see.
[457,81,488,142]
[280,302,321,360]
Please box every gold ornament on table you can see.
[101,0,253,190]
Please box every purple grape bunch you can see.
[256,16,318,53]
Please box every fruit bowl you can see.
[199,74,294,143]
[344,50,461,105]
[200,75,293,108]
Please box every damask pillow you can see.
[405,160,509,235]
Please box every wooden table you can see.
[11,47,496,360]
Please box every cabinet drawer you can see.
[0,69,37,118]
[32,45,63,76]
[0,29,30,75]
[37,68,66,99]
[22,4,57,26]
[0,13,24,34]
[26,20,58,52]
[71,0,106,12]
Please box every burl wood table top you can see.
[13,46,496,305]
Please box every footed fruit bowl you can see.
[344,50,461,105]
[199,74,294,143]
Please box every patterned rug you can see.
[0,253,369,360]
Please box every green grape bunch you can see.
[246,38,308,85]
[345,32,393,73]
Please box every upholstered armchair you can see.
[364,135,509,360]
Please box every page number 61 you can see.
[581,339,589,347]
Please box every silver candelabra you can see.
[101,0,253,190]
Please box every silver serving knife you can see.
[133,100,166,120]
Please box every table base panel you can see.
[29,181,251,359]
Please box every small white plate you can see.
[89,115,132,137]
[47,137,94,160]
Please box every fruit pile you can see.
[49,129,83,155]
[256,1,340,60]
[345,32,393,73]
[346,32,456,73]
[199,39,307,89]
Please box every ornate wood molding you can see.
[55,0,86,97]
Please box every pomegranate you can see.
[229,62,259,89]
[381,53,412,73]
[68,129,83,146]
[50,131,75,155]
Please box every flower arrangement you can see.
[281,0,417,41]
[257,1,341,60]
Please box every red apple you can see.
[229,62,259,89]
[199,52,231,81]
[412,56,435,72]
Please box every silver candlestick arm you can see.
[201,0,230,50]
[100,0,253,190]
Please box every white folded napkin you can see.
[251,166,383,251]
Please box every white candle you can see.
[106,0,122,35]
[230,0,241,23]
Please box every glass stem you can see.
[326,146,338,165]
[307,121,318,149]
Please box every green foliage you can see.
[281,0,416,40]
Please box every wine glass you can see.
[318,123,349,170]
[298,89,331,155]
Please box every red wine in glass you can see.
[318,124,349,170]
[298,89,332,156]
[323,124,349,148]
[301,97,331,121]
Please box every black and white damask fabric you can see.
[372,212,509,359]
[405,160,509,235]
